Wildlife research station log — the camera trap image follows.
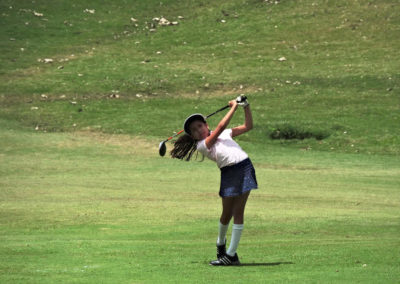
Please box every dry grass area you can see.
[57,131,158,156]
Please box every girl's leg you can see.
[217,197,234,246]
[232,190,250,224]
[220,197,234,225]
[210,191,251,265]
[226,191,250,257]
[219,190,250,225]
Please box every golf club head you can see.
[159,140,167,157]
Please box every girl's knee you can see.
[221,208,232,224]
[220,212,232,225]
[233,212,244,224]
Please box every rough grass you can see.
[1,0,399,155]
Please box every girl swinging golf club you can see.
[171,96,257,266]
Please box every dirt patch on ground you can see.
[56,131,158,156]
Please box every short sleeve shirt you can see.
[197,129,248,168]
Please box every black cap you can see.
[183,113,206,135]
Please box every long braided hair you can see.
[170,134,198,161]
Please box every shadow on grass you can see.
[240,262,294,267]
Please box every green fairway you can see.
[1,0,399,283]
[1,121,399,283]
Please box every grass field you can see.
[1,119,399,283]
[1,0,399,283]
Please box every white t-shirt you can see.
[197,129,248,168]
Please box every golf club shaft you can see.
[164,129,184,142]
[206,95,246,118]
[162,104,230,142]
[205,105,229,118]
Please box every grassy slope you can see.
[1,0,400,283]
[0,0,399,154]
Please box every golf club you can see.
[158,95,247,156]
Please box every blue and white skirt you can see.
[219,158,258,198]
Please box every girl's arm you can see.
[231,105,253,137]
[205,100,238,149]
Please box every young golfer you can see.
[171,96,257,266]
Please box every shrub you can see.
[269,124,330,141]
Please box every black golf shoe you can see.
[209,253,240,266]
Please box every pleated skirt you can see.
[219,158,258,198]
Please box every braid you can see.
[170,134,199,161]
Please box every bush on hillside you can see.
[269,124,330,141]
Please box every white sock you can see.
[226,224,244,257]
[217,222,229,246]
